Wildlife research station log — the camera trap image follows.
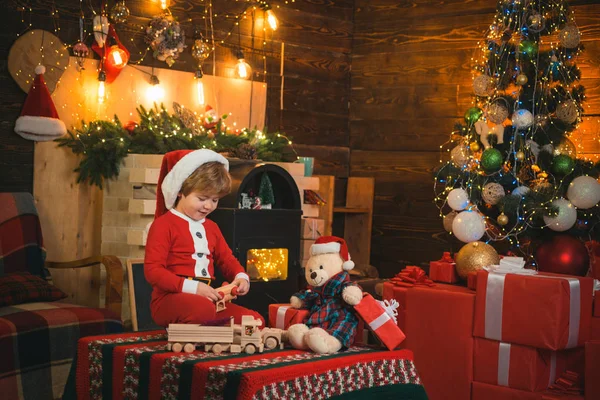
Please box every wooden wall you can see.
[0,0,353,194]
[351,0,600,277]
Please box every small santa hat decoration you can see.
[14,65,67,141]
[310,235,355,271]
[155,149,229,219]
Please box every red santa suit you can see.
[144,149,263,327]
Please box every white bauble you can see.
[482,182,505,205]
[567,176,600,209]
[512,186,531,197]
[447,188,470,211]
[451,144,470,169]
[443,211,458,233]
[543,198,577,232]
[512,109,534,129]
[452,210,486,243]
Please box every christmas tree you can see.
[435,0,600,270]
[258,173,275,207]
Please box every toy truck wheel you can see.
[264,336,278,350]
[244,344,256,354]
[183,343,195,353]
[172,343,183,353]
[212,344,223,354]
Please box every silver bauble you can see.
[109,1,130,24]
[191,39,211,65]
[543,198,577,232]
[512,109,534,129]
[527,12,545,33]
[451,144,470,169]
[567,176,600,209]
[482,182,505,205]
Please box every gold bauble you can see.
[497,213,509,226]
[455,241,500,279]
[516,74,528,86]
[516,151,526,161]
[470,141,481,152]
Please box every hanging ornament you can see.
[481,148,503,173]
[469,141,481,152]
[559,23,581,48]
[92,25,130,83]
[93,15,109,48]
[73,42,89,71]
[512,109,534,129]
[475,120,504,149]
[519,40,538,57]
[473,74,495,97]
[516,74,528,86]
[567,175,600,209]
[455,241,500,279]
[482,182,505,205]
[547,54,561,80]
[443,211,458,233]
[450,143,470,169]
[486,100,509,124]
[497,213,509,226]
[464,107,483,125]
[447,188,470,211]
[452,210,486,243]
[536,235,589,276]
[146,14,186,67]
[543,198,577,232]
[515,150,526,162]
[109,1,130,24]
[526,12,545,33]
[556,100,579,124]
[551,154,575,176]
[191,37,211,68]
[512,186,531,197]
[553,137,577,158]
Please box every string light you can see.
[194,69,205,106]
[247,248,288,281]
[234,49,252,79]
[97,70,107,104]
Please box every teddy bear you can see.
[287,236,363,354]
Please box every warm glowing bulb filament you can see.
[196,79,205,105]
[266,10,278,30]
[97,81,106,103]
[160,0,168,9]
[236,59,250,79]
[112,50,123,66]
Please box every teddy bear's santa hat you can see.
[310,236,355,271]
[155,149,229,219]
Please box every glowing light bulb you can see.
[266,10,278,30]
[196,78,205,106]
[234,49,252,80]
[160,0,169,9]
[146,75,164,102]
[97,71,106,104]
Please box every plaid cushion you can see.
[0,272,67,307]
[0,193,46,277]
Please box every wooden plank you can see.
[292,144,350,178]
[130,168,160,184]
[267,108,349,147]
[343,177,374,266]
[316,175,335,236]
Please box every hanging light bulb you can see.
[195,69,205,106]
[260,2,278,30]
[234,49,252,80]
[146,74,164,102]
[107,45,128,68]
[160,0,169,10]
[97,70,107,104]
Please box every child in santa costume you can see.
[144,149,264,326]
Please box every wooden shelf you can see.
[333,207,371,214]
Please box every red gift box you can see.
[591,317,600,340]
[585,340,600,400]
[429,252,459,283]
[383,281,475,400]
[268,304,309,329]
[586,241,600,279]
[468,271,478,290]
[354,293,405,350]
[474,270,594,350]
[472,382,584,400]
[594,292,600,317]
[474,338,567,392]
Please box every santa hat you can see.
[155,149,229,218]
[310,236,355,271]
[14,65,67,141]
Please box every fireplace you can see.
[208,160,302,318]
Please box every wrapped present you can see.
[389,266,434,288]
[587,241,600,279]
[429,252,459,283]
[592,317,600,340]
[585,340,600,400]
[472,382,584,400]
[474,338,567,392]
[268,304,309,329]
[383,281,475,400]
[474,269,594,350]
[354,293,405,350]
[594,284,600,317]
[300,218,324,240]
[468,271,478,290]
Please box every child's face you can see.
[176,190,220,221]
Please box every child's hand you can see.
[232,278,250,296]
[196,282,222,302]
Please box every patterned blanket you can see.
[0,302,123,399]
[74,330,427,400]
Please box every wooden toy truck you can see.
[167,316,286,354]
[215,282,239,313]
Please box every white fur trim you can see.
[15,116,67,141]
[161,149,230,210]
[182,279,199,294]
[310,242,341,256]
[342,260,355,271]
[234,272,250,282]
[35,65,46,75]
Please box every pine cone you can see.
[231,143,258,160]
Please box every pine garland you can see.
[56,104,295,188]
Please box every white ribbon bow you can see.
[377,299,399,325]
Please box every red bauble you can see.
[535,235,590,276]
[124,121,138,134]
